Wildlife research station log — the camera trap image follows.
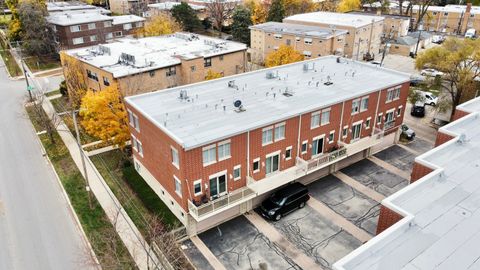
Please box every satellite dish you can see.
[234,100,242,108]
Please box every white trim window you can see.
[274,123,285,141]
[218,140,231,161]
[202,145,216,166]
[265,151,280,175]
[311,111,320,129]
[128,110,140,132]
[397,106,403,117]
[252,158,260,173]
[233,165,241,180]
[365,117,371,129]
[352,99,361,114]
[285,146,292,160]
[193,179,202,196]
[72,37,84,45]
[377,113,383,125]
[360,96,369,112]
[70,25,81,32]
[386,87,401,102]
[90,35,97,42]
[342,126,349,138]
[104,21,112,28]
[171,147,179,169]
[351,121,362,140]
[312,136,324,156]
[274,33,282,39]
[304,38,313,45]
[105,33,113,40]
[174,176,182,197]
[132,135,143,156]
[321,109,330,126]
[87,23,96,30]
[301,140,308,154]
[123,23,133,30]
[328,131,335,144]
[262,126,273,145]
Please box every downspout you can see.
[296,114,303,159]
[372,89,382,136]
[338,101,345,143]
[247,130,250,181]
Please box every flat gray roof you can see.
[334,97,480,270]
[284,12,384,28]
[112,15,145,25]
[126,56,409,150]
[249,22,348,39]
[148,2,205,10]
[47,11,112,26]
[64,33,247,78]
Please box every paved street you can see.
[0,61,93,269]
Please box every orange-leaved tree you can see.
[205,70,223,80]
[79,87,130,148]
[337,0,360,12]
[138,14,181,37]
[265,45,304,67]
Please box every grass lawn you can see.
[24,55,61,73]
[0,35,22,77]
[26,105,136,269]
[45,89,61,97]
[91,150,180,230]
[0,14,11,25]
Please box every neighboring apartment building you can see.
[389,31,432,57]
[350,12,410,39]
[249,22,348,64]
[333,96,480,270]
[60,32,247,96]
[48,12,145,50]
[146,2,206,19]
[46,1,110,14]
[284,12,385,60]
[124,56,410,235]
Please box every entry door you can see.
[312,137,324,156]
[266,154,280,175]
[352,123,362,140]
[209,174,227,199]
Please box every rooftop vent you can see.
[324,76,333,86]
[303,62,315,71]
[119,53,135,65]
[228,80,236,88]
[233,99,245,112]
[283,87,294,97]
[98,45,111,55]
[179,90,189,100]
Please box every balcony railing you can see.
[303,147,348,173]
[384,121,395,130]
[188,186,256,221]
[339,128,385,156]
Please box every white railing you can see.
[188,187,255,220]
[384,121,395,130]
[303,147,348,173]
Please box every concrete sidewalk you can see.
[41,98,160,270]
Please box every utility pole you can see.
[72,110,93,209]
[414,28,422,57]
[17,41,33,102]
[356,38,363,61]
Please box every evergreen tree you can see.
[267,0,285,22]
[171,2,202,32]
[231,7,252,45]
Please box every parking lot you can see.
[182,138,434,270]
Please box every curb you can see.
[24,105,101,269]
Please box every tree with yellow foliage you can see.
[244,0,268,24]
[61,54,87,108]
[205,70,223,80]
[265,45,304,67]
[79,87,130,148]
[138,14,181,37]
[337,0,361,12]
[284,0,317,16]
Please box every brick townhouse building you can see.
[60,32,247,96]
[48,12,145,50]
[124,56,410,234]
[333,96,480,270]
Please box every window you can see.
[52,25,57,32]
[193,180,202,196]
[202,145,216,165]
[218,141,231,161]
[103,76,110,86]
[166,66,176,76]
[72,37,84,45]
[385,111,394,123]
[285,147,292,160]
[304,38,313,45]
[149,70,155,77]
[265,152,280,175]
[328,131,335,144]
[171,147,179,168]
[386,87,401,102]
[342,126,348,138]
[286,39,291,45]
[190,66,196,72]
[312,136,324,156]
[204,58,212,67]
[114,31,122,37]
[136,22,143,28]
[104,21,112,28]
[365,118,371,129]
[233,165,241,180]
[128,111,140,131]
[295,37,301,42]
[352,99,360,114]
[123,23,132,30]
[311,112,320,128]
[360,96,369,111]
[262,127,273,145]
[274,123,285,141]
[352,122,362,140]
[174,176,182,197]
[88,23,96,30]
[274,34,282,39]
[70,25,81,32]
[321,109,330,125]
[377,113,383,125]
[397,106,402,117]
[132,136,143,156]
[105,33,113,40]
[86,70,98,81]
[90,35,97,42]
[303,51,312,58]
[219,55,224,61]
[301,140,308,154]
[253,158,260,173]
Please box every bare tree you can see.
[409,0,435,31]
[206,0,238,32]
[29,93,57,144]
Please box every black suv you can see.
[260,182,310,221]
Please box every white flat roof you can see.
[250,22,348,39]
[410,4,480,15]
[112,15,145,25]
[47,11,112,26]
[334,97,480,270]
[148,2,205,10]
[64,33,246,78]
[126,56,409,150]
[284,12,384,28]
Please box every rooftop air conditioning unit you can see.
[266,71,275,79]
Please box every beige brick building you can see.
[284,12,385,61]
[249,22,348,65]
[60,32,247,97]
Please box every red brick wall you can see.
[341,91,380,143]
[376,83,409,132]
[452,109,469,121]
[410,161,434,183]
[434,131,455,147]
[376,205,404,235]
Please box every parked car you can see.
[423,92,438,106]
[432,35,445,44]
[420,68,444,77]
[411,103,426,117]
[410,76,425,86]
[260,182,310,221]
[401,124,415,140]
[465,28,476,39]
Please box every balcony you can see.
[384,121,395,130]
[340,128,384,156]
[188,186,256,221]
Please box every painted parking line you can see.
[244,211,322,270]
[367,156,411,180]
[307,198,372,243]
[334,172,385,203]
[190,236,227,270]
[396,143,421,156]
